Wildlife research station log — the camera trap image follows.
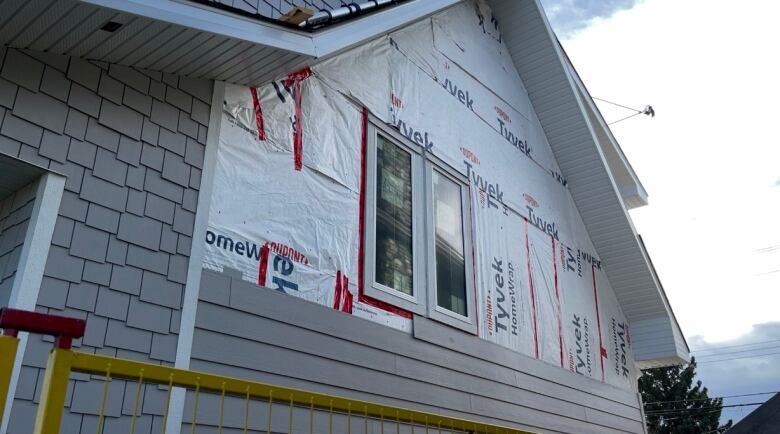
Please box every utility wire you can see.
[608,111,643,125]
[696,345,780,358]
[697,350,780,364]
[692,339,780,353]
[645,402,765,415]
[591,96,655,125]
[660,408,723,422]
[644,391,779,406]
[592,96,645,113]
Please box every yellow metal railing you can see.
[1,308,537,434]
[0,334,19,427]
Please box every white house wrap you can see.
[203,0,635,390]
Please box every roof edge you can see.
[82,0,460,60]
[563,55,650,209]
[81,0,318,55]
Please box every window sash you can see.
[363,123,426,314]
[424,161,477,333]
[363,118,477,331]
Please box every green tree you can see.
[639,357,733,434]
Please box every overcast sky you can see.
[539,0,780,424]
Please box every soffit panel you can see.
[0,0,313,87]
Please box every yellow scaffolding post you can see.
[0,334,20,427]
[33,349,74,434]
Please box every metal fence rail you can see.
[0,308,537,434]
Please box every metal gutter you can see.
[301,0,404,28]
[79,0,318,55]
[312,0,460,57]
[79,0,460,60]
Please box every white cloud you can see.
[559,0,780,343]
[539,0,640,37]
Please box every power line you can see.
[696,345,780,358]
[645,402,765,415]
[691,338,780,353]
[592,96,645,113]
[660,408,723,423]
[608,111,643,125]
[697,350,780,364]
[591,96,655,125]
[644,391,779,406]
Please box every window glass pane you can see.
[375,134,414,296]
[433,171,467,316]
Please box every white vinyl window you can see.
[364,120,476,332]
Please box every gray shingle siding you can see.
[1,47,211,434]
[0,182,36,307]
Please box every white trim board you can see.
[165,80,226,433]
[0,172,66,434]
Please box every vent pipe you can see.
[299,0,400,28]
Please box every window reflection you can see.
[433,171,467,316]
[375,135,414,296]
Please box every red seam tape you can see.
[525,219,539,359]
[258,243,270,287]
[552,237,564,368]
[593,265,606,382]
[283,67,312,172]
[249,86,266,141]
[333,270,343,310]
[342,275,352,314]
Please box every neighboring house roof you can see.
[0,0,688,367]
[727,393,780,434]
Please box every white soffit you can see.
[0,0,309,86]
[565,60,649,210]
[0,0,458,88]
[486,0,688,364]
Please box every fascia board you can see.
[527,0,680,331]
[79,0,318,56]
[312,0,462,58]
[566,61,649,205]
[528,0,642,238]
[80,0,461,61]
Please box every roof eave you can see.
[81,0,461,59]
[564,57,650,209]
[487,0,687,368]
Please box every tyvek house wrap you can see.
[203,0,635,390]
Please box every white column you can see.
[165,80,225,433]
[0,172,66,434]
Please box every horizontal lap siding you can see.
[191,271,645,434]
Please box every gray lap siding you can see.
[191,270,647,434]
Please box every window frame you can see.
[363,118,477,332]
[423,155,478,334]
[363,121,427,315]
